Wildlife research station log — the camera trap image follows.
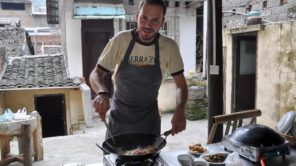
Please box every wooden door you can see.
[232,35,257,112]
[81,20,114,97]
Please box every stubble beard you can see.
[138,28,157,42]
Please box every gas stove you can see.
[103,154,168,166]
[222,137,290,163]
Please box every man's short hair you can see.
[139,0,167,16]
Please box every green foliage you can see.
[163,109,176,114]
[185,98,208,120]
[187,79,206,87]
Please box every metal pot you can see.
[229,124,285,147]
[97,130,171,161]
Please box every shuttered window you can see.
[46,0,59,24]
[1,2,25,10]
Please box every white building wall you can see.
[179,16,196,77]
[63,1,198,78]
[223,32,233,115]
[65,1,83,77]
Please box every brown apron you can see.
[107,31,162,137]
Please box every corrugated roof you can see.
[73,4,125,19]
[0,54,81,90]
[0,18,20,27]
[74,0,122,4]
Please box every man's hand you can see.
[93,94,110,120]
[171,109,186,135]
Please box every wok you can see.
[97,130,171,161]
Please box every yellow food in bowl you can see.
[189,143,208,153]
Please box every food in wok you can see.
[123,145,156,156]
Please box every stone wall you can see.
[223,0,296,28]
[0,28,25,57]
[43,46,62,54]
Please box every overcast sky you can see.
[32,0,46,9]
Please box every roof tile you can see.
[0,54,80,90]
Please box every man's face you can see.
[136,3,165,43]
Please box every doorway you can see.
[35,94,66,137]
[81,19,114,98]
[232,34,257,112]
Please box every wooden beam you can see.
[33,113,43,161]
[22,123,32,166]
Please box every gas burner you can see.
[103,154,167,166]
[115,157,157,166]
[222,137,290,163]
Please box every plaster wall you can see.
[64,0,83,77]
[0,3,33,27]
[256,21,296,128]
[63,1,122,78]
[0,93,5,113]
[223,31,233,116]
[223,21,296,129]
[158,80,177,112]
[179,15,197,77]
[68,89,85,126]
[1,88,84,134]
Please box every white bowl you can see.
[200,152,229,165]
[177,154,194,166]
[189,147,209,157]
[193,159,207,166]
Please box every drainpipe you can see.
[207,0,223,143]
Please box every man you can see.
[89,0,188,137]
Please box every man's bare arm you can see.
[89,65,111,120]
[171,73,188,135]
[89,65,110,95]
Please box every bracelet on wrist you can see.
[98,91,109,96]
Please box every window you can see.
[159,22,168,35]
[1,2,25,10]
[185,1,192,8]
[175,1,180,7]
[280,0,288,5]
[46,0,59,24]
[262,0,267,10]
[128,0,134,5]
[126,21,137,30]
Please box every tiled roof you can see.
[0,54,81,90]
